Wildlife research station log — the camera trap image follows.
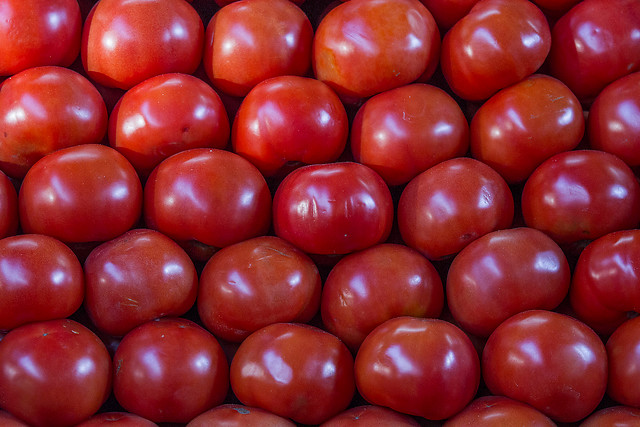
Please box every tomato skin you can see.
[355,316,480,420]
[0,411,29,427]
[273,162,393,255]
[398,157,514,260]
[113,318,229,423]
[440,0,551,101]
[198,236,321,342]
[351,83,469,186]
[0,319,112,427]
[109,73,230,178]
[580,406,640,427]
[0,171,18,239]
[521,150,640,245]
[19,144,143,244]
[418,0,480,32]
[82,0,204,90]
[320,405,421,426]
[607,317,640,407]
[186,404,296,427]
[470,74,585,184]
[313,0,440,101]
[232,75,348,177]
[548,0,640,101]
[75,412,158,426]
[482,310,607,423]
[443,395,556,426]
[144,148,272,250]
[204,0,313,97]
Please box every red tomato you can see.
[113,318,229,423]
[0,66,108,179]
[482,310,607,422]
[548,0,640,101]
[313,0,440,101]
[321,243,443,351]
[607,317,640,407]
[0,0,81,76]
[144,148,271,251]
[82,0,204,90]
[588,72,640,166]
[232,75,348,177]
[0,411,29,427]
[398,157,514,260]
[350,83,469,186]
[521,150,640,245]
[204,0,313,97]
[0,319,112,427]
[355,316,480,420]
[443,395,556,426]
[75,412,157,427]
[273,162,393,255]
[186,404,296,427]
[320,405,421,426]
[470,74,585,184]
[418,0,480,31]
[230,323,355,425]
[440,0,551,101]
[19,144,142,243]
[580,406,640,427]
[0,171,18,239]
[198,236,321,342]
[0,234,84,331]
[109,73,230,178]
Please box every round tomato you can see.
[0,171,18,239]
[320,405,420,426]
[186,404,296,427]
[75,412,157,427]
[443,395,556,426]
[580,406,640,427]
[607,316,640,407]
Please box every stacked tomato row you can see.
[0,0,639,425]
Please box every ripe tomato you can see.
[320,405,421,426]
[607,316,640,407]
[443,396,556,426]
[482,310,608,422]
[273,162,393,255]
[580,406,640,427]
[0,319,112,427]
[82,0,204,90]
[0,171,18,239]
[75,412,157,427]
[186,404,296,427]
[109,73,230,178]
[350,83,469,186]
[355,316,480,420]
[313,0,440,101]
[19,144,143,243]
[113,318,229,423]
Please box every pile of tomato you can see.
[0,0,639,425]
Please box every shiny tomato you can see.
[440,0,551,101]
[580,406,640,427]
[0,319,112,427]
[418,0,480,31]
[0,0,81,76]
[230,323,355,425]
[113,318,229,423]
[355,316,480,420]
[273,162,393,255]
[0,171,18,239]
[443,396,556,426]
[186,404,296,427]
[521,150,640,245]
[607,317,640,407]
[470,74,585,184]
[232,75,348,177]
[350,83,469,186]
[198,236,321,342]
[204,0,313,97]
[109,73,230,178]
[75,412,157,427]
[320,405,421,426]
[321,243,443,351]
[19,144,142,243]
[82,0,204,90]
[313,0,440,101]
[482,310,608,423]
[398,157,514,260]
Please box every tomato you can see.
[313,0,440,101]
[607,316,640,407]
[470,74,585,184]
[144,148,271,252]
[482,310,607,422]
[198,236,321,342]
[19,144,142,244]
[0,171,18,239]
[230,323,355,425]
[321,243,443,351]
[232,75,348,177]
[350,83,469,186]
[548,0,640,102]
[320,405,421,426]
[443,395,556,426]
[82,0,204,90]
[580,406,640,427]
[0,66,108,179]
[588,72,640,167]
[0,0,81,76]
[355,316,480,420]
[0,411,29,427]
[109,73,230,178]
[113,318,229,423]
[273,162,393,255]
[441,0,551,101]
[418,0,480,32]
[0,319,112,427]
[398,157,514,260]
[204,0,313,97]
[75,412,157,427]
[186,404,296,427]
[521,150,640,245]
